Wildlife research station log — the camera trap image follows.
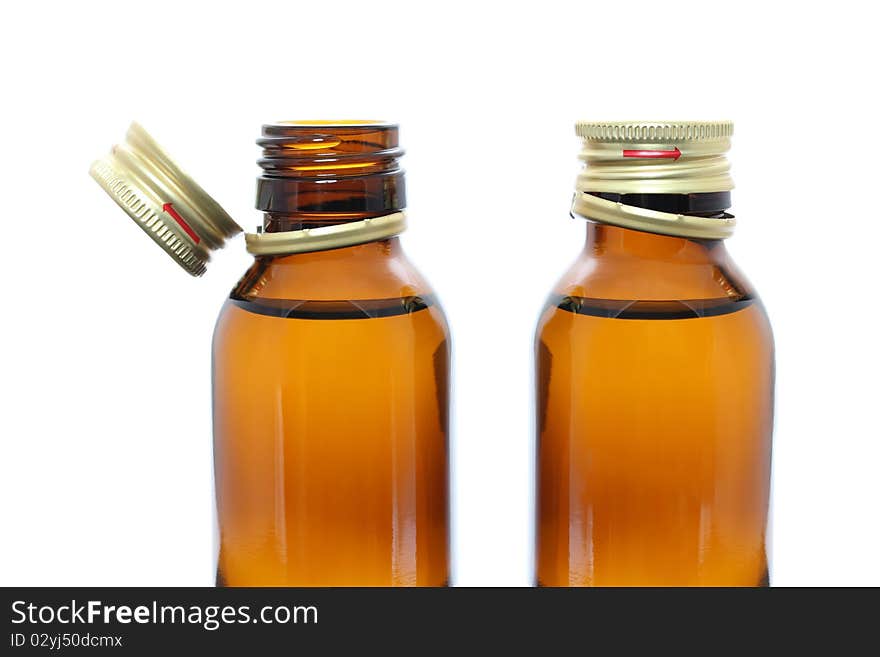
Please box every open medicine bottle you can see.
[92,122,450,586]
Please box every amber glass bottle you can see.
[536,121,774,587]
[213,123,449,586]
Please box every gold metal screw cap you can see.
[572,120,736,239]
[90,122,242,276]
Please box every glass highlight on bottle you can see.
[212,123,450,586]
[535,121,774,586]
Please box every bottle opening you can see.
[256,121,405,231]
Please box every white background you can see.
[1,0,878,586]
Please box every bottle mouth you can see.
[258,121,403,175]
[255,121,407,220]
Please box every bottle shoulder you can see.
[536,236,771,341]
[548,240,758,303]
[229,238,436,302]
[213,238,448,344]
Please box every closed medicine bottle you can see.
[535,121,774,586]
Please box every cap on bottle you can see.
[90,122,242,276]
[572,120,736,239]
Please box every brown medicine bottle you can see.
[212,122,450,586]
[535,121,774,586]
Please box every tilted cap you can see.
[90,122,242,276]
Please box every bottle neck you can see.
[262,210,399,233]
[270,235,404,267]
[587,191,731,216]
[256,122,405,233]
[582,189,732,263]
[584,222,728,265]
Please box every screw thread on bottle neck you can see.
[256,122,405,232]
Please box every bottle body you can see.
[535,223,773,586]
[213,238,449,585]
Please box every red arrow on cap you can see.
[622,147,682,161]
[162,203,201,244]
